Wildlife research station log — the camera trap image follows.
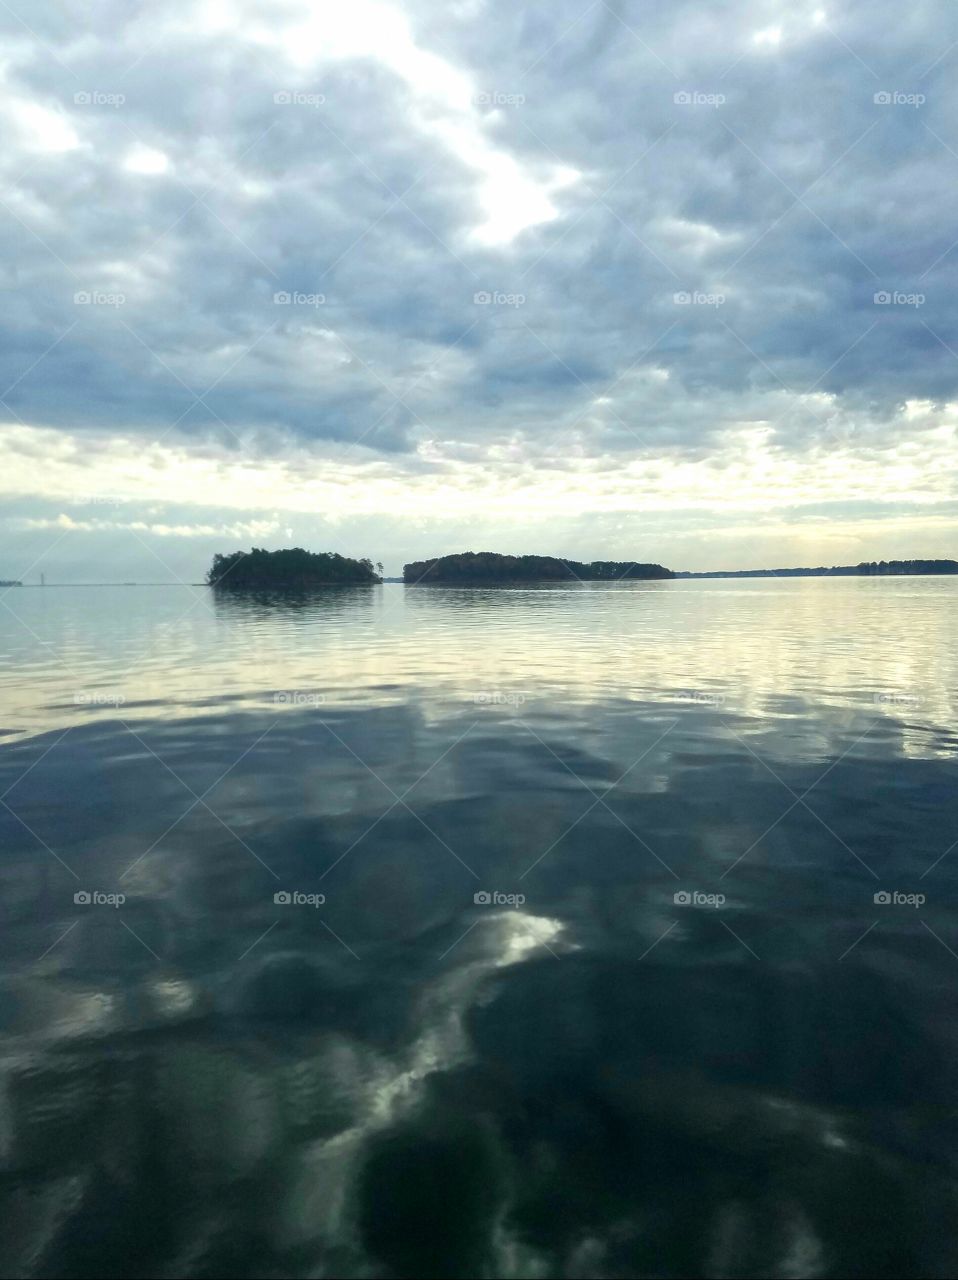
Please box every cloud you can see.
[14,512,282,539]
[1,0,957,571]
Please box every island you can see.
[207,548,382,588]
[675,559,958,579]
[403,552,674,584]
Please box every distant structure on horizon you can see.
[0,579,22,587]
[676,559,958,579]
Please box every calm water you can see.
[1,578,957,1278]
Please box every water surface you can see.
[1,578,956,1278]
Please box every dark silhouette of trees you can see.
[207,548,381,588]
[676,559,958,579]
[403,552,673,584]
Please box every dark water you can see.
[1,578,957,1279]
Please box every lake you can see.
[1,577,956,1278]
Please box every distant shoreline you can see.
[10,574,958,587]
[9,557,957,587]
[676,559,958,579]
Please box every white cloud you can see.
[124,144,171,175]
[2,92,79,153]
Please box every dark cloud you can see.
[0,0,956,465]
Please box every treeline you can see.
[677,559,958,579]
[208,548,381,587]
[404,552,673,584]
[853,560,958,575]
[206,549,956,589]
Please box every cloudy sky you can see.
[2,0,957,579]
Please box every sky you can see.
[1,0,957,580]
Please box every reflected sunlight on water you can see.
[0,578,956,1277]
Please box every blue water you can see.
[1,578,956,1277]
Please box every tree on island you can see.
[207,548,381,588]
[676,558,958,579]
[403,552,673,583]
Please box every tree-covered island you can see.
[676,559,958,578]
[208,548,382,588]
[403,552,673,584]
